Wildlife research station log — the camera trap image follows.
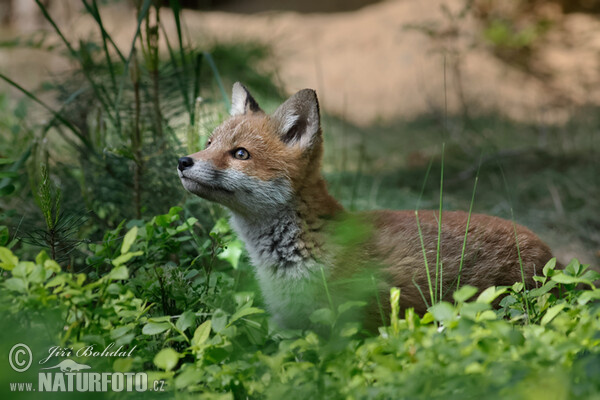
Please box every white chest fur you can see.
[229,210,330,328]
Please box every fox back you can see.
[178,82,555,329]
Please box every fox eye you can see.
[232,148,250,160]
[205,139,212,148]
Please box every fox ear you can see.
[272,89,321,149]
[231,82,262,116]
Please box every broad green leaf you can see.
[511,282,524,293]
[29,264,45,283]
[107,265,129,280]
[192,320,211,347]
[45,274,67,288]
[111,326,132,340]
[565,259,581,276]
[551,273,586,285]
[543,258,557,277]
[541,304,566,326]
[112,251,143,267]
[211,218,230,235]
[175,367,202,389]
[453,285,478,303]
[529,281,557,298]
[121,226,138,254]
[142,322,171,335]
[228,307,264,327]
[460,302,490,320]
[310,308,336,326]
[176,311,196,332]
[211,309,228,333]
[338,301,367,315]
[429,302,455,322]
[113,358,133,373]
[154,348,180,371]
[218,239,243,269]
[43,259,61,273]
[4,277,26,292]
[577,290,600,305]
[477,310,497,321]
[476,286,507,304]
[35,250,49,266]
[168,206,183,217]
[0,247,18,270]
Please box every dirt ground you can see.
[2,0,600,125]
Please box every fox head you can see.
[178,82,326,217]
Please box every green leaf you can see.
[35,250,50,266]
[429,302,455,322]
[43,259,61,273]
[113,358,133,373]
[121,226,138,254]
[29,264,45,283]
[0,247,18,270]
[211,218,230,235]
[565,259,581,276]
[541,304,566,326]
[192,320,211,347]
[453,285,478,303]
[176,311,196,332]
[211,309,228,333]
[511,282,524,293]
[476,286,507,304]
[4,277,27,292]
[577,290,600,305]
[142,322,172,335]
[45,274,67,288]
[154,348,181,371]
[551,273,586,285]
[218,239,243,269]
[175,367,202,389]
[543,258,557,277]
[529,281,557,298]
[228,307,264,327]
[107,265,129,280]
[111,326,132,340]
[112,251,142,267]
[310,308,335,326]
[460,302,491,320]
[338,301,368,315]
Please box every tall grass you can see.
[0,0,244,235]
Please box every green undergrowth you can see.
[1,207,599,399]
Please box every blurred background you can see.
[0,0,598,267]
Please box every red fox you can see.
[178,82,555,329]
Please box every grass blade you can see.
[456,156,481,292]
[0,72,90,149]
[435,143,445,302]
[203,51,230,111]
[113,0,153,133]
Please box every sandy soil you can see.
[2,0,600,125]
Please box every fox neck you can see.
[229,175,343,276]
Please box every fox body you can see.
[178,83,554,329]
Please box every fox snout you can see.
[178,156,194,172]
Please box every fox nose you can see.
[178,157,194,171]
